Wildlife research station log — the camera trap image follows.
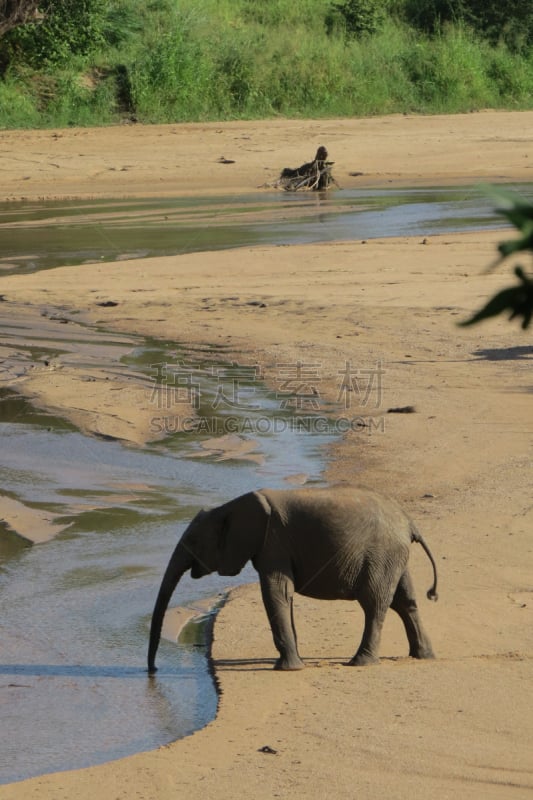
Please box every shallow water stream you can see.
[1,184,532,784]
[0,184,527,275]
[0,334,334,783]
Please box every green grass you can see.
[1,0,532,129]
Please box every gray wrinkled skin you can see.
[148,487,438,673]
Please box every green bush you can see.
[398,0,458,34]
[215,43,258,114]
[41,71,116,126]
[487,47,533,102]
[130,13,214,121]
[326,0,387,37]
[0,0,532,127]
[399,0,533,49]
[241,0,330,28]
[0,76,40,127]
[5,0,110,67]
[400,26,496,111]
[461,0,533,50]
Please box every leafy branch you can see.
[459,191,533,330]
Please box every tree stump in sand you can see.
[276,146,337,191]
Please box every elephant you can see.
[147,486,438,673]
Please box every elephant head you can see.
[147,490,271,673]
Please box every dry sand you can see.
[0,111,532,798]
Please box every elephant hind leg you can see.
[391,570,435,659]
[347,595,390,666]
[347,556,410,667]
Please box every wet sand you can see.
[0,111,532,798]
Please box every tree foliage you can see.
[399,0,533,49]
[326,0,387,37]
[2,0,112,67]
[1,0,533,127]
[0,0,41,37]
[460,192,533,329]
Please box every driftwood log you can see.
[276,146,337,191]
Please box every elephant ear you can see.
[218,491,272,576]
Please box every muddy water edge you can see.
[0,309,333,784]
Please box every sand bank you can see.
[0,111,532,798]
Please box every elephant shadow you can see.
[212,655,407,671]
[213,658,278,672]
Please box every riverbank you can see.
[0,111,532,798]
[2,111,533,201]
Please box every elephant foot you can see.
[410,646,435,660]
[274,656,305,671]
[346,653,380,667]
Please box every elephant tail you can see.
[410,524,438,601]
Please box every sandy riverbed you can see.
[0,111,532,798]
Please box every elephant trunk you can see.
[147,541,193,674]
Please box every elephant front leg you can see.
[259,572,305,670]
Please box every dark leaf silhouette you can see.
[459,189,533,329]
[496,201,533,261]
[460,267,533,330]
